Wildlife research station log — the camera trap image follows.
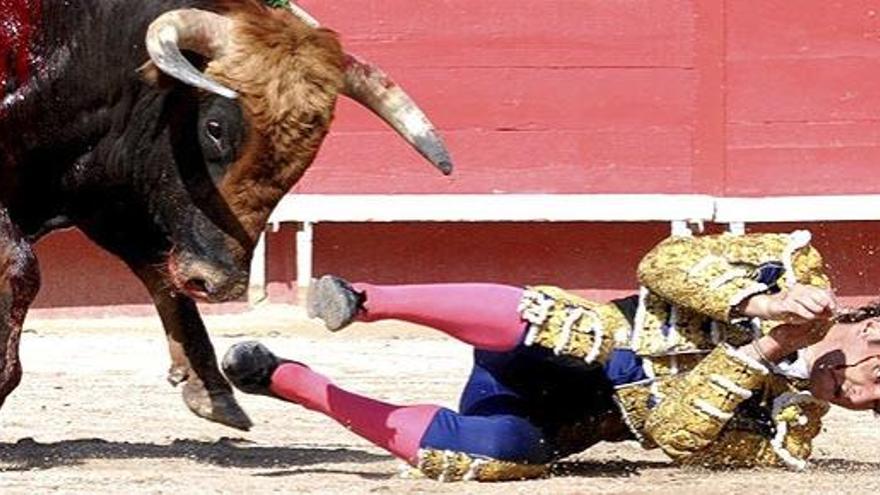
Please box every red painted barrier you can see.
[29,1,880,312]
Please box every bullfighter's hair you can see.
[833,300,880,324]
[208,0,345,240]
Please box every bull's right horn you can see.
[284,3,453,175]
[145,9,238,99]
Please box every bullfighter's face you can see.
[809,318,880,412]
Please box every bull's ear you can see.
[138,60,176,89]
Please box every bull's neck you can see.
[0,0,213,236]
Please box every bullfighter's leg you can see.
[0,207,39,406]
[136,266,252,430]
[222,342,551,481]
[308,275,527,351]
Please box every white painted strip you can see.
[715,195,880,223]
[269,194,880,225]
[268,194,716,224]
[296,221,314,289]
[247,231,267,305]
[670,220,692,236]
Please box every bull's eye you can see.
[197,98,244,177]
[206,120,224,141]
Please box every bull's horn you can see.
[145,9,238,99]
[341,55,453,175]
[284,3,453,175]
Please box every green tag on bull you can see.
[265,0,290,8]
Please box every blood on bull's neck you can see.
[0,0,42,97]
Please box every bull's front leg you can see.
[0,207,39,406]
[137,266,252,430]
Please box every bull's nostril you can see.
[185,278,213,296]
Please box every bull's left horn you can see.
[341,55,453,175]
[284,4,453,175]
[145,9,238,99]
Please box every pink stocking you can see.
[353,283,527,352]
[270,363,440,464]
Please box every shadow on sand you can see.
[811,458,880,472]
[551,459,672,479]
[0,437,388,473]
[5,438,876,481]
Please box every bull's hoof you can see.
[167,365,190,386]
[182,380,253,431]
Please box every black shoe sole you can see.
[221,341,280,396]
[306,275,361,332]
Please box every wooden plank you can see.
[32,230,151,308]
[715,195,880,222]
[330,67,694,132]
[727,58,880,123]
[269,194,716,223]
[729,122,880,148]
[299,0,695,68]
[728,0,880,60]
[691,0,727,195]
[727,120,880,195]
[725,144,880,195]
[298,127,694,194]
[724,1,880,195]
[306,222,673,291]
[290,1,700,197]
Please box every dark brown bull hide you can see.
[0,0,451,429]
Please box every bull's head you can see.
[137,1,451,301]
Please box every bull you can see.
[0,0,452,429]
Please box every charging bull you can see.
[0,0,452,429]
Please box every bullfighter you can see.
[222,230,880,481]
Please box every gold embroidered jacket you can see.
[517,231,831,472]
[414,231,832,482]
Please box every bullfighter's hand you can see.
[741,284,837,325]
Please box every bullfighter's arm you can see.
[643,344,826,469]
[637,232,830,324]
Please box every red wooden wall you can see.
[31,0,880,312]
[296,0,699,194]
[725,1,880,195]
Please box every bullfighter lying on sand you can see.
[222,230,880,481]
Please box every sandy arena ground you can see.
[0,305,879,494]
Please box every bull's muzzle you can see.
[167,253,247,302]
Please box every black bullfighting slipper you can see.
[306,274,364,332]
[222,341,293,396]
